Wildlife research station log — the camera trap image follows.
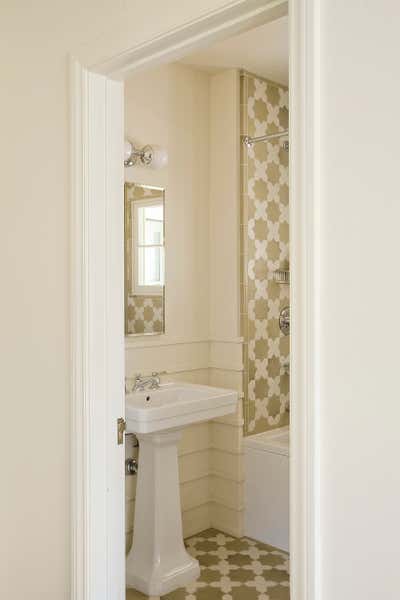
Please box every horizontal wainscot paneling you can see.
[210,449,244,482]
[209,347,245,537]
[166,369,209,384]
[210,476,244,510]
[212,401,244,427]
[210,503,244,538]
[125,340,209,376]
[211,421,242,454]
[180,477,210,512]
[179,449,210,484]
[179,422,210,456]
[208,367,243,392]
[182,504,211,539]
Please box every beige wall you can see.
[124,63,212,544]
[124,64,244,543]
[318,3,400,598]
[125,64,210,342]
[0,2,237,599]
[209,69,241,341]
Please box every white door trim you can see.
[71,1,320,598]
[70,61,125,600]
[93,0,288,77]
[289,0,321,598]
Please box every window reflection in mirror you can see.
[125,183,165,336]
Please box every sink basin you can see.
[125,382,238,434]
[125,381,238,596]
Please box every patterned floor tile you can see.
[126,528,290,600]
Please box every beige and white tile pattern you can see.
[127,295,164,335]
[126,528,290,600]
[240,72,290,436]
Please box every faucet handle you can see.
[150,371,167,388]
[125,375,140,394]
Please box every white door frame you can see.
[70,1,320,599]
[70,64,126,600]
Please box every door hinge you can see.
[117,417,126,445]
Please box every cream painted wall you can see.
[209,69,241,341]
[124,64,244,542]
[0,2,242,599]
[124,60,211,547]
[125,63,210,344]
[318,2,400,598]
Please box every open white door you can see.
[71,62,125,600]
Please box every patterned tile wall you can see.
[240,72,290,436]
[126,295,164,335]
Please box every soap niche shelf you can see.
[272,269,290,284]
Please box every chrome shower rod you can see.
[242,130,289,148]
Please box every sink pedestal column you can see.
[126,429,200,596]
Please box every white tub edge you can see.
[243,425,290,456]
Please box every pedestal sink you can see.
[125,382,238,596]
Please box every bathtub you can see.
[243,426,289,551]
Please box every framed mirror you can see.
[125,182,165,336]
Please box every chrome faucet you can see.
[131,372,164,392]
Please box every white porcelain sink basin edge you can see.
[125,382,238,434]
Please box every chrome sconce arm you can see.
[124,140,168,169]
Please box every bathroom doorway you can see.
[71,2,318,599]
[124,18,290,599]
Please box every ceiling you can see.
[180,16,288,86]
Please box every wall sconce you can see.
[124,140,168,169]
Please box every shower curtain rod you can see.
[242,130,289,148]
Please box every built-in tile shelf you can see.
[282,362,290,375]
[272,269,290,284]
